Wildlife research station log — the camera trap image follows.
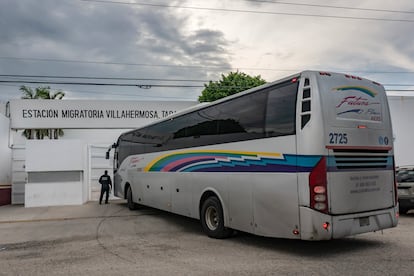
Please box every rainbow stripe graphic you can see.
[334,86,377,97]
[144,150,322,173]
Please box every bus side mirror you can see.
[106,143,117,159]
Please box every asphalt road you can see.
[0,201,413,276]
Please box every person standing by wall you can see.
[98,170,112,204]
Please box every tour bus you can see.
[110,71,399,240]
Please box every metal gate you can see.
[11,146,26,204]
[88,144,115,201]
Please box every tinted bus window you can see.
[211,91,267,142]
[174,110,218,138]
[265,81,298,137]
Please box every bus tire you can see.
[200,196,232,239]
[127,186,138,210]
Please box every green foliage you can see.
[20,85,65,140]
[20,86,65,100]
[198,71,266,102]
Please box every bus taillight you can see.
[309,157,329,214]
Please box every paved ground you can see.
[0,199,130,224]
[0,201,413,275]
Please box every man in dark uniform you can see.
[99,170,112,204]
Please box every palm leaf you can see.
[19,86,66,140]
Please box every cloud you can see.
[1,0,414,100]
[0,0,233,100]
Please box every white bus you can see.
[110,71,398,240]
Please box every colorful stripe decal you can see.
[144,150,322,173]
[333,86,377,97]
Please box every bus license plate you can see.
[359,217,370,227]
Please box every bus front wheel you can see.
[200,196,232,239]
[127,186,138,210]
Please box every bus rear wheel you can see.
[127,186,138,210]
[200,196,232,239]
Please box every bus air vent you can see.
[331,149,390,170]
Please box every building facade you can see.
[4,100,197,207]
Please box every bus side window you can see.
[301,79,311,129]
[265,81,298,137]
[113,151,119,171]
[213,92,267,140]
[301,114,311,129]
[171,91,267,147]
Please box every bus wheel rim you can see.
[205,206,218,230]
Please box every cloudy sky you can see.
[1,0,414,102]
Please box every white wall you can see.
[0,101,6,115]
[25,140,86,207]
[26,140,84,172]
[388,95,414,167]
[0,112,11,186]
[62,129,129,144]
[25,177,84,207]
[7,100,198,205]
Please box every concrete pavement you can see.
[0,199,128,224]
[1,200,413,275]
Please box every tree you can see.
[20,86,65,139]
[198,71,266,102]
[20,85,65,100]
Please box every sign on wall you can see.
[9,100,197,129]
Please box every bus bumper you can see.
[299,206,399,240]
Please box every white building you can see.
[1,99,197,207]
[0,102,12,206]
[388,94,414,167]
